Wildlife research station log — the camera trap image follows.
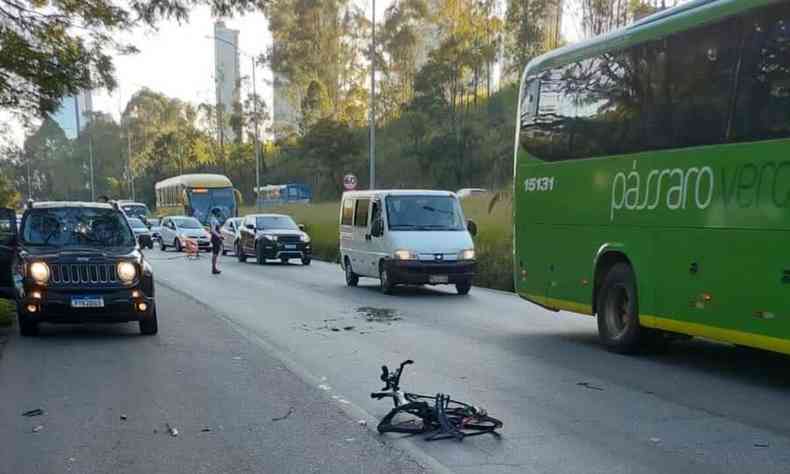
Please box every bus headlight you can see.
[393,249,417,260]
[458,249,475,260]
[117,262,137,283]
[300,234,311,243]
[29,262,50,284]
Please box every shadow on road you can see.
[31,323,143,340]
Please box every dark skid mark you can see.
[356,307,401,323]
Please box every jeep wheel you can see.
[280,257,289,265]
[18,307,39,337]
[139,306,158,335]
[302,258,311,266]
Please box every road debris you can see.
[166,423,179,437]
[358,420,367,427]
[318,384,332,391]
[331,327,340,332]
[68,457,76,463]
[22,408,44,417]
[272,407,295,422]
[345,438,356,442]
[201,427,212,433]
[356,307,401,323]
[32,425,44,433]
[576,382,604,391]
[120,414,128,421]
[649,437,661,444]
[754,442,770,448]
[338,398,351,404]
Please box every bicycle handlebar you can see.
[379,359,414,391]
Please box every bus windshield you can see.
[189,188,236,224]
[385,195,466,231]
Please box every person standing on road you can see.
[209,208,224,275]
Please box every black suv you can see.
[236,214,312,265]
[0,202,158,336]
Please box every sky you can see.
[3,0,580,147]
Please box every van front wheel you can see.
[380,264,394,295]
[344,260,359,287]
[455,280,472,295]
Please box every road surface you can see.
[149,251,790,473]
[3,249,790,473]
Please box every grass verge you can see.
[0,299,15,328]
[239,194,514,292]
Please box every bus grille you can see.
[50,263,118,285]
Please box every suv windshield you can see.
[385,195,466,231]
[22,207,136,247]
[256,216,298,230]
[121,204,149,220]
[128,218,147,230]
[173,217,203,229]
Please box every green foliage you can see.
[0,299,14,327]
[1,0,269,119]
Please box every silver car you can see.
[159,216,211,252]
[220,217,242,255]
[127,217,154,249]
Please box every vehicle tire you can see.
[344,259,359,287]
[147,242,154,250]
[222,247,228,256]
[17,307,39,337]
[256,244,266,265]
[302,258,311,266]
[160,239,167,251]
[280,258,289,265]
[380,262,394,295]
[139,306,158,335]
[597,262,644,354]
[175,238,182,253]
[237,242,247,262]
[455,280,472,295]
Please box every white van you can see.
[339,190,478,295]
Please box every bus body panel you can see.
[514,0,790,354]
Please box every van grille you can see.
[50,263,118,285]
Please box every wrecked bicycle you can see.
[370,360,503,441]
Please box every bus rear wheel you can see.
[597,263,645,354]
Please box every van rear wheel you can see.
[344,259,359,287]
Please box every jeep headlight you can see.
[29,262,50,284]
[300,234,311,243]
[393,249,417,260]
[458,249,475,260]
[117,262,137,283]
[266,235,278,242]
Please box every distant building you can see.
[50,90,93,139]
[214,21,242,142]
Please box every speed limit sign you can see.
[343,174,358,191]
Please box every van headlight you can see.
[117,262,137,283]
[393,249,417,260]
[29,262,50,284]
[300,234,311,243]
[458,249,475,260]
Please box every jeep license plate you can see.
[429,275,449,284]
[71,296,104,308]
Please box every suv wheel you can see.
[256,244,266,265]
[17,306,39,337]
[139,306,158,335]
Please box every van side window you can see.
[354,199,369,227]
[341,199,354,226]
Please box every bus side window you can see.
[732,4,790,142]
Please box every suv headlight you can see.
[393,249,417,260]
[117,262,137,283]
[458,249,475,260]
[29,262,50,284]
[300,234,311,243]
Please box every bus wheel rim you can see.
[605,284,630,339]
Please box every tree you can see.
[0,0,269,119]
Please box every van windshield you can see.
[385,195,466,231]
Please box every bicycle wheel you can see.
[455,413,503,436]
[377,402,435,435]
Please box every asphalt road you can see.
[149,249,790,474]
[3,249,790,474]
[0,284,427,474]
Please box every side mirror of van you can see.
[246,223,255,230]
[466,219,478,237]
[371,219,384,237]
[298,224,306,231]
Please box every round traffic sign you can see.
[343,174,358,191]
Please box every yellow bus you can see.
[155,174,240,224]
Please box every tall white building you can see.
[214,21,242,142]
[50,90,93,139]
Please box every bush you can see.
[0,300,15,327]
[241,192,515,292]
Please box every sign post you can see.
[343,174,358,191]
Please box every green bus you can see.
[514,0,790,354]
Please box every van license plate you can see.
[429,275,449,284]
[71,296,104,308]
[285,244,297,250]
